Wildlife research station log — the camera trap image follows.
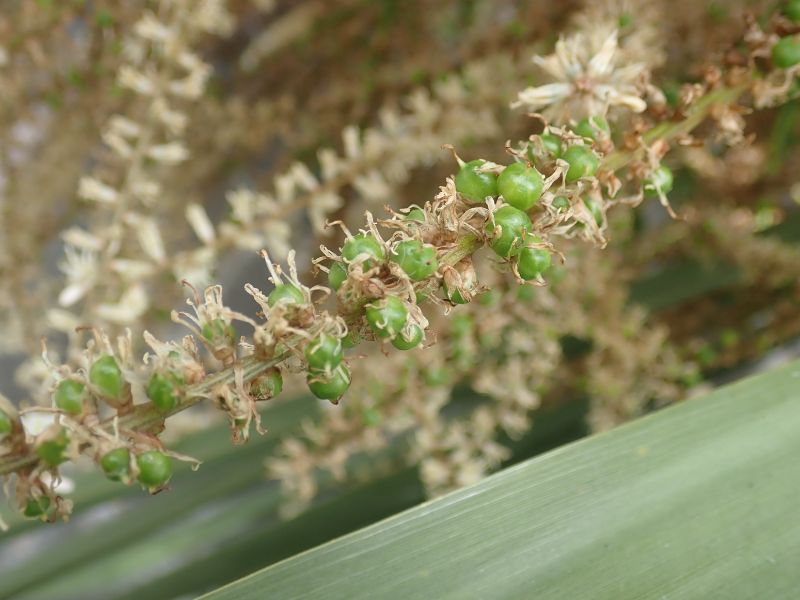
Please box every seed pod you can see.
[305,333,344,372]
[101,447,131,482]
[137,451,173,489]
[390,240,438,281]
[562,145,599,182]
[485,206,532,258]
[54,380,86,415]
[497,163,544,211]
[89,355,125,400]
[365,296,408,339]
[307,364,351,401]
[455,159,498,203]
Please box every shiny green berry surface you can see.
[455,159,498,203]
[328,262,348,290]
[485,206,532,258]
[773,36,800,68]
[517,246,553,280]
[392,324,424,350]
[147,372,181,412]
[307,364,351,400]
[575,115,610,141]
[342,234,385,268]
[101,447,131,481]
[497,162,544,211]
[563,145,599,182]
[24,496,51,518]
[390,240,438,281]
[644,165,674,198]
[267,284,305,307]
[36,429,69,467]
[540,133,562,157]
[366,296,408,339]
[54,380,85,414]
[305,333,344,372]
[90,354,125,399]
[137,451,173,488]
[552,196,571,212]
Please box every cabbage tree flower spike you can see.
[514,30,648,122]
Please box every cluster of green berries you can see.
[100,448,173,490]
[305,333,350,401]
[773,3,800,68]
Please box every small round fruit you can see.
[575,115,610,141]
[54,380,85,415]
[644,165,674,198]
[455,159,498,203]
[24,496,51,518]
[137,451,173,488]
[328,262,348,290]
[497,162,544,211]
[517,246,553,280]
[390,240,438,281]
[342,234,385,268]
[552,196,571,212]
[267,284,305,307]
[583,198,604,226]
[366,296,408,339]
[251,368,283,400]
[101,447,131,482]
[485,206,532,258]
[36,429,69,467]
[404,207,426,222]
[305,333,343,372]
[90,354,125,399]
[147,372,180,412]
[392,324,424,350]
[0,410,13,437]
[307,364,351,400]
[772,36,800,68]
[540,133,562,157]
[562,145,600,182]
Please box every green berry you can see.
[390,240,438,281]
[540,133,562,157]
[786,0,800,22]
[0,410,12,437]
[36,428,69,467]
[455,159,498,203]
[90,354,125,399]
[342,234,385,269]
[584,198,604,226]
[773,36,800,68]
[497,162,544,211]
[575,115,610,141]
[101,447,131,482]
[404,207,426,222]
[307,364,351,400]
[392,324,424,350]
[24,496,51,518]
[267,284,305,307]
[517,245,552,280]
[552,196,571,212]
[305,333,343,372]
[147,372,181,412]
[328,262,348,290]
[563,145,600,182]
[644,165,674,198]
[251,368,283,400]
[366,296,408,339]
[54,380,85,414]
[485,206,532,258]
[201,318,236,342]
[137,451,173,488]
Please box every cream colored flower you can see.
[514,30,648,123]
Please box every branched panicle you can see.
[1,0,799,526]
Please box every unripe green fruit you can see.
[147,372,181,412]
[392,324,424,350]
[455,159,498,203]
[584,198,604,226]
[366,296,408,339]
[786,0,800,22]
[644,165,674,198]
[307,364,351,400]
[773,36,800,68]
[328,262,348,290]
[305,333,344,372]
[54,380,85,414]
[342,330,361,349]
[101,447,131,481]
[24,496,51,518]
[485,206,532,258]
[342,234,385,269]
[390,240,438,281]
[202,319,237,342]
[90,354,125,399]
[137,451,173,488]
[404,207,426,222]
[517,246,553,280]
[552,196,571,212]
[36,428,69,467]
[0,410,13,437]
[563,145,600,182]
[267,284,305,307]
[497,162,544,211]
[251,368,283,400]
[540,133,562,157]
[575,115,610,141]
